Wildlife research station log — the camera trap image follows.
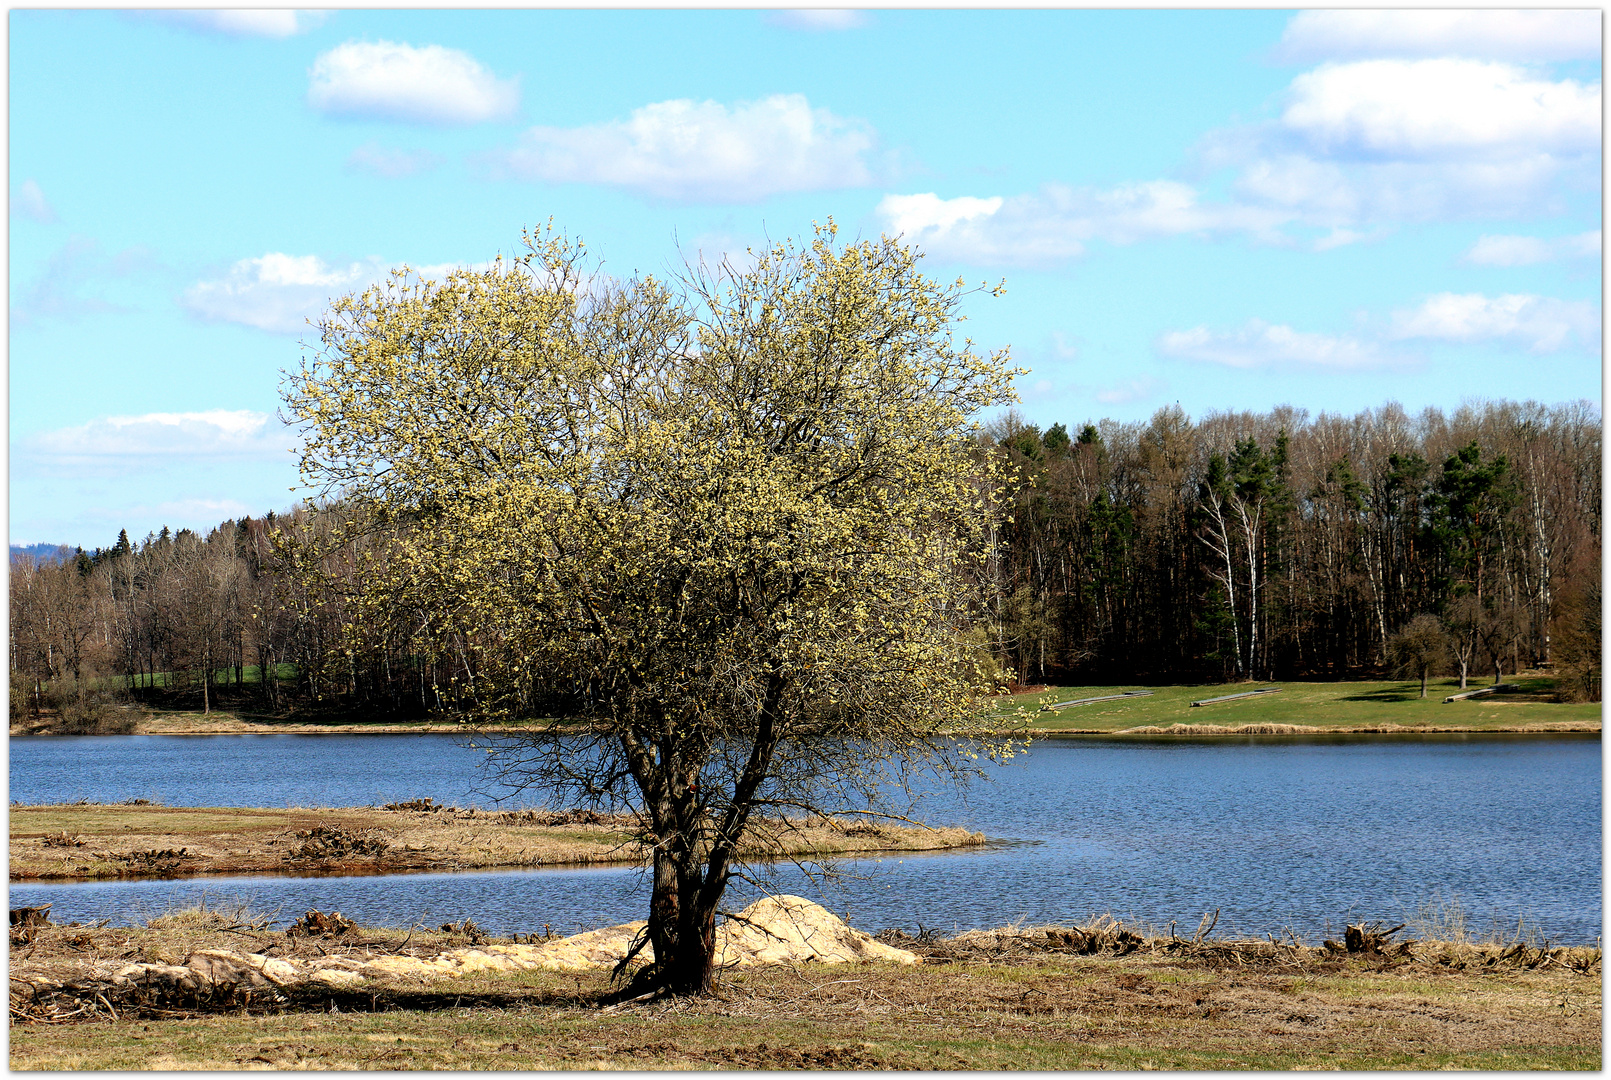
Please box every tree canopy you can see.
[283,222,1021,995]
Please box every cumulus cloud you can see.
[346,142,443,178]
[1463,230,1602,267]
[876,183,1290,266]
[308,40,519,125]
[1281,59,1600,161]
[766,10,868,31]
[183,252,389,333]
[11,179,57,223]
[1199,57,1603,231]
[1275,10,1601,63]
[137,9,327,37]
[1389,293,1601,353]
[1157,320,1396,370]
[19,410,297,470]
[495,94,877,203]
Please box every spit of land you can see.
[10,803,985,883]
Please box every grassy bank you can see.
[10,803,986,882]
[10,908,1600,1070]
[9,705,487,737]
[11,673,1598,737]
[989,674,1601,735]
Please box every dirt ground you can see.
[9,911,1600,1070]
[10,803,986,882]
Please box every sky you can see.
[8,7,1603,548]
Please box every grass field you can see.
[987,675,1600,735]
[9,910,1600,1070]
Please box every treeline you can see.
[987,398,1600,696]
[9,398,1602,721]
[8,506,479,721]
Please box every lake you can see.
[8,732,1602,944]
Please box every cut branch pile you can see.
[120,849,198,875]
[379,798,442,812]
[1327,921,1411,955]
[287,910,357,938]
[280,826,389,860]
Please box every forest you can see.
[10,397,1602,725]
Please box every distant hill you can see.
[10,543,75,563]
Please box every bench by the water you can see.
[1189,688,1282,707]
[1442,683,1519,704]
[1040,690,1155,711]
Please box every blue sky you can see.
[9,8,1602,547]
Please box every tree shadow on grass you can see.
[1336,683,1426,703]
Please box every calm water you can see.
[8,732,1602,943]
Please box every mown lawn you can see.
[986,675,1600,733]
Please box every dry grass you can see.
[9,803,987,882]
[9,913,1600,1070]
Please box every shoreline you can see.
[11,674,1598,738]
[10,908,1600,1070]
[12,722,1599,737]
[10,803,990,884]
[1032,720,1600,736]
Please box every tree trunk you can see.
[640,847,719,997]
[664,889,718,996]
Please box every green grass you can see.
[123,663,297,690]
[986,675,1599,734]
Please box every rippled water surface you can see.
[9,732,1601,942]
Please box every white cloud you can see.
[1191,57,1604,231]
[182,253,506,333]
[346,142,443,178]
[766,10,868,31]
[874,52,1601,267]
[308,40,519,125]
[1389,293,1600,353]
[1276,10,1601,63]
[19,410,297,469]
[879,193,1003,236]
[876,183,1291,267]
[1463,230,1602,267]
[11,179,57,223]
[183,252,389,333]
[1282,59,1600,161]
[496,93,877,203]
[139,9,327,37]
[1157,320,1395,370]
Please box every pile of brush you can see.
[281,826,389,860]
